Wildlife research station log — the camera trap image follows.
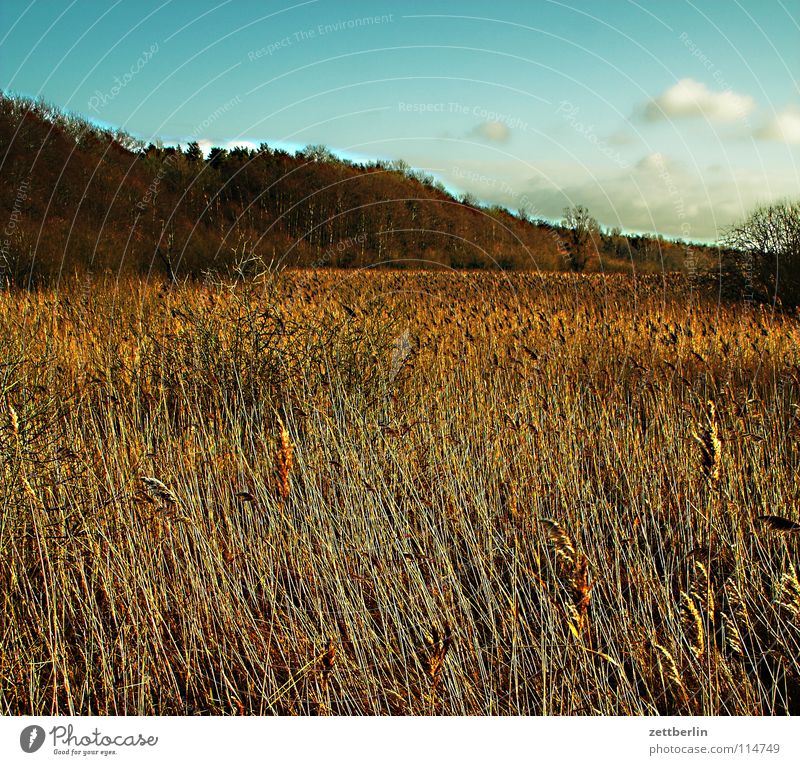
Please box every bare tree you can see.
[720,200,800,308]
[561,205,600,271]
[302,144,335,163]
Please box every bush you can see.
[720,200,800,308]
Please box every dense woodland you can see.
[0,93,715,284]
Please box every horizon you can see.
[1,0,798,242]
[1,87,726,246]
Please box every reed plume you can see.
[141,476,178,505]
[318,637,336,712]
[422,623,452,690]
[275,418,293,500]
[654,643,686,701]
[540,518,575,566]
[541,518,591,634]
[680,591,705,659]
[694,399,721,486]
[775,567,800,618]
[6,400,19,437]
[721,612,743,658]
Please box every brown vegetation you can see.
[2,269,800,715]
[0,93,710,284]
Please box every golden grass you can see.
[1,268,800,715]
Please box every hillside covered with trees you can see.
[1,93,713,284]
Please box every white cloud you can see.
[635,151,677,173]
[643,78,754,123]
[606,129,635,146]
[521,160,797,239]
[755,105,800,144]
[439,154,796,240]
[470,120,511,143]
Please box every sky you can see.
[1,0,798,240]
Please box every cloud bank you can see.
[470,120,511,143]
[642,78,754,123]
[755,105,800,144]
[438,153,797,241]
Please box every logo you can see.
[20,725,45,754]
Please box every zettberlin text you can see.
[649,727,708,737]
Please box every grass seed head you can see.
[422,623,453,687]
[680,591,705,659]
[654,642,684,691]
[775,566,800,618]
[276,419,293,500]
[693,399,722,486]
[721,612,744,658]
[140,476,178,505]
[540,517,576,566]
[7,401,19,437]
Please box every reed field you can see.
[1,268,800,716]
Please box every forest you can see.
[0,93,713,285]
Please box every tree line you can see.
[1,92,720,286]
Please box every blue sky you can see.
[1,0,798,239]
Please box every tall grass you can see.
[1,270,799,715]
